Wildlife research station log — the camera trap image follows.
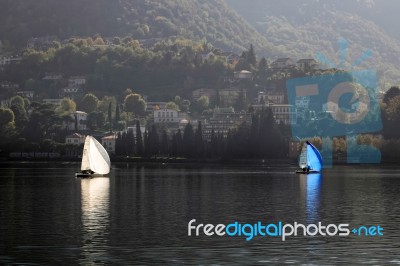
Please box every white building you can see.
[66,133,85,145]
[234,70,252,79]
[154,108,180,123]
[203,108,252,141]
[43,98,63,106]
[102,135,116,154]
[146,101,167,112]
[258,91,285,104]
[64,111,88,131]
[297,59,318,70]
[0,56,22,66]
[16,91,35,99]
[68,76,86,87]
[271,58,295,69]
[43,73,63,80]
[252,103,297,125]
[269,104,297,125]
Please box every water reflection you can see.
[300,173,322,223]
[80,177,110,264]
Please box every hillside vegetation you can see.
[0,0,275,54]
[227,0,400,88]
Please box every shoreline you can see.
[1,156,400,166]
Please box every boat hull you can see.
[75,173,107,178]
[295,170,320,174]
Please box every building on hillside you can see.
[68,76,86,87]
[219,88,246,107]
[59,86,84,99]
[64,111,88,131]
[0,55,22,67]
[252,103,297,125]
[27,36,59,50]
[192,88,217,101]
[146,102,167,112]
[257,91,285,104]
[297,58,318,70]
[43,72,63,81]
[220,52,240,65]
[271,58,295,69]
[16,91,35,99]
[66,133,85,145]
[154,108,180,124]
[0,81,19,89]
[234,70,252,79]
[269,104,297,125]
[43,98,63,106]
[102,135,117,154]
[202,107,251,141]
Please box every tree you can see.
[197,96,209,111]
[383,86,400,104]
[195,121,203,157]
[174,95,181,106]
[0,108,15,126]
[57,98,76,115]
[183,123,195,157]
[124,93,146,117]
[161,130,169,156]
[108,102,112,132]
[180,99,191,112]
[80,93,99,113]
[10,96,25,109]
[93,36,105,45]
[166,101,179,111]
[247,44,257,67]
[136,120,144,156]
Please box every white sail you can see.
[81,136,91,171]
[80,136,110,175]
[298,143,308,168]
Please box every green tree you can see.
[80,93,99,113]
[197,96,209,111]
[183,123,195,157]
[247,44,257,67]
[10,96,25,109]
[57,98,76,115]
[136,120,144,156]
[166,101,179,111]
[0,108,15,126]
[383,86,400,104]
[180,99,191,112]
[124,93,146,117]
[108,102,112,132]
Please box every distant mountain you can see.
[226,0,400,87]
[0,0,276,54]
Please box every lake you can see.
[1,162,400,265]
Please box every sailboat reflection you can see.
[80,177,110,262]
[300,173,322,223]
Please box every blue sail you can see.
[306,141,323,171]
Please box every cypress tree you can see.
[108,102,112,132]
[135,120,144,156]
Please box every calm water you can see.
[1,162,400,265]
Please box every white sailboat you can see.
[75,136,111,178]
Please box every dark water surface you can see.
[1,162,400,265]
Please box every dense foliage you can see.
[0,0,273,54]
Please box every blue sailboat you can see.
[296,141,323,173]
